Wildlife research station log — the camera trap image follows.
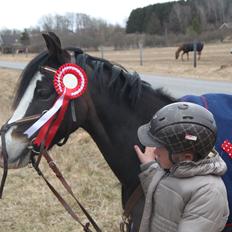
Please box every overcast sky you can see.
[0,0,176,30]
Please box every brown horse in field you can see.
[175,42,204,61]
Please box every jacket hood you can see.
[170,150,227,178]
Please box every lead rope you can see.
[120,184,143,232]
[31,148,102,232]
[0,124,9,198]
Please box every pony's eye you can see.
[36,88,51,99]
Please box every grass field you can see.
[0,42,232,232]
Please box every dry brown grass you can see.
[87,43,232,82]
[1,41,232,81]
[0,42,232,231]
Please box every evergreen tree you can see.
[20,29,30,46]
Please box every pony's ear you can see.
[42,32,71,63]
[48,31,62,48]
[42,32,62,54]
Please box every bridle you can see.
[0,110,102,232]
[0,114,41,198]
[0,62,102,231]
[0,65,143,232]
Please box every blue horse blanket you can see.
[181,93,232,226]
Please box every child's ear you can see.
[183,153,194,161]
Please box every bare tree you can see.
[54,14,71,32]
[65,13,76,32]
[39,15,54,31]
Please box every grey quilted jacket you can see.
[139,151,229,232]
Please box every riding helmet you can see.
[137,102,217,158]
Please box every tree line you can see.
[1,0,232,53]
[0,13,142,52]
[126,0,232,35]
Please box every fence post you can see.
[99,46,104,59]
[139,42,143,66]
[193,42,197,68]
[25,47,28,57]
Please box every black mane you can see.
[71,48,175,107]
[13,47,174,109]
[67,47,148,107]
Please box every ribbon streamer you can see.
[24,63,88,149]
[24,92,65,138]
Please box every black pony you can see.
[0,32,176,231]
[175,42,204,60]
[1,33,231,231]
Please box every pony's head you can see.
[0,32,90,168]
[175,47,181,59]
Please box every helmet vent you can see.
[159,117,166,121]
[183,116,194,120]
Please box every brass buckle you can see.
[120,215,131,232]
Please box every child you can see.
[134,102,229,232]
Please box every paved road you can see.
[0,61,27,70]
[0,61,231,98]
[142,74,232,98]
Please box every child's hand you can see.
[134,145,156,164]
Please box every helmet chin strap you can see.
[169,150,196,164]
[167,148,180,165]
[168,152,176,165]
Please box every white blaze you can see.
[8,72,42,124]
[5,72,42,162]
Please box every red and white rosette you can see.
[54,63,87,99]
[24,63,88,148]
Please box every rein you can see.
[0,113,102,232]
[31,148,101,232]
